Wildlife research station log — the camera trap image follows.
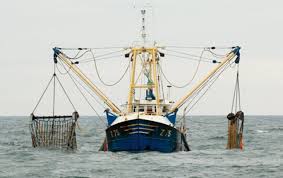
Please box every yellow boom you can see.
[170,47,241,112]
[53,48,122,115]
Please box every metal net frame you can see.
[29,112,79,150]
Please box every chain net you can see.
[29,112,79,150]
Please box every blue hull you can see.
[102,119,189,153]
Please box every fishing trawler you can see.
[30,9,242,152]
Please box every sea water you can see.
[0,116,282,178]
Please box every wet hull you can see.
[102,119,190,153]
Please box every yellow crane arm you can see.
[53,48,122,115]
[170,47,241,112]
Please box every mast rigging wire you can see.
[158,58,165,101]
[183,61,232,115]
[231,65,241,113]
[57,59,106,109]
[164,49,213,61]
[68,50,91,60]
[159,49,206,88]
[165,46,236,49]
[55,74,77,111]
[165,53,212,63]
[90,50,130,86]
[134,53,151,84]
[180,59,233,117]
[79,49,128,63]
[32,72,77,114]
[58,46,129,50]
[79,54,126,64]
[56,62,71,75]
[207,49,226,58]
[66,72,106,125]
[32,74,54,113]
[56,61,106,125]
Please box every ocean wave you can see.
[256,130,269,133]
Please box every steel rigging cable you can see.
[90,50,130,86]
[56,59,106,125]
[31,73,77,114]
[183,61,232,115]
[164,48,213,61]
[164,46,236,50]
[165,53,212,63]
[231,65,241,113]
[79,49,128,63]
[56,58,106,109]
[159,49,206,88]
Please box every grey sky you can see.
[0,0,282,116]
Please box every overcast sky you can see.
[0,0,282,116]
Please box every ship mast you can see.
[127,9,161,115]
[141,9,147,46]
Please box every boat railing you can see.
[121,102,171,115]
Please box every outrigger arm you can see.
[53,47,122,115]
[169,46,241,113]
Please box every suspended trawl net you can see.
[29,112,79,150]
[226,111,244,149]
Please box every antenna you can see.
[141,9,147,46]
[135,0,153,47]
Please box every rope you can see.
[53,73,56,116]
[53,64,56,116]
[67,72,106,126]
[159,49,205,88]
[68,50,90,60]
[231,65,241,113]
[164,46,236,49]
[79,49,127,63]
[134,54,148,84]
[56,62,106,124]
[164,49,213,61]
[79,54,126,64]
[158,60,165,101]
[32,68,77,115]
[178,59,232,124]
[186,62,231,113]
[32,74,54,113]
[90,50,130,86]
[59,46,129,50]
[72,74,106,110]
[207,49,226,58]
[183,61,232,115]
[165,53,212,63]
[54,75,77,111]
[56,61,71,75]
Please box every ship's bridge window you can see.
[133,105,145,112]
[139,106,144,112]
[145,105,156,114]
